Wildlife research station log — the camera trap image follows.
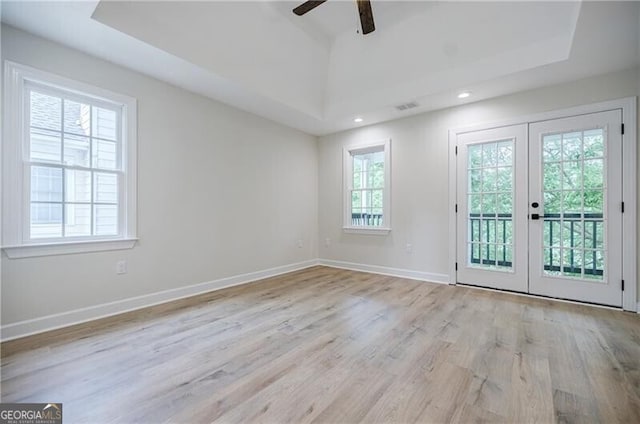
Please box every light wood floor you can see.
[1,266,640,423]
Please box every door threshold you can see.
[456,283,622,311]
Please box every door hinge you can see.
[455,146,458,155]
[455,262,458,271]
[622,280,625,291]
[622,201,625,213]
[622,123,625,135]
[455,204,458,213]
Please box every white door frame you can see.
[448,97,637,312]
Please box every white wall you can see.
[1,25,318,326]
[1,24,638,335]
[318,66,640,296]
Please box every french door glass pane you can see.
[541,129,605,281]
[467,140,514,270]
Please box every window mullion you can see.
[61,167,66,238]
[60,98,66,238]
[90,105,95,236]
[60,98,65,167]
[91,171,95,236]
[26,161,122,174]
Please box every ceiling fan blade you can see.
[293,0,328,16]
[356,0,375,34]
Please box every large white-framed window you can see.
[343,139,391,234]
[2,61,137,258]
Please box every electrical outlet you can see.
[297,239,303,248]
[116,260,127,274]
[325,238,331,247]
[405,243,413,254]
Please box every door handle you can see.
[531,213,540,220]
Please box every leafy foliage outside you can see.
[466,130,605,280]
[351,151,384,226]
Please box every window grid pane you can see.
[28,88,121,239]
[541,128,606,281]
[350,149,385,227]
[467,140,514,271]
[30,128,61,163]
[30,203,63,238]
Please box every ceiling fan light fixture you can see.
[457,91,471,99]
[293,0,375,35]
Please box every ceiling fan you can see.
[293,0,375,35]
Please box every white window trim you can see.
[2,61,138,258]
[343,139,391,234]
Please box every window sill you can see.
[343,227,391,235]
[2,238,138,259]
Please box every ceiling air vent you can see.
[395,101,419,111]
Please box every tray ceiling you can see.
[2,1,639,135]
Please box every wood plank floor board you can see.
[463,373,510,419]
[552,389,601,424]
[453,402,505,424]
[547,324,594,399]
[360,340,452,423]
[572,324,640,423]
[417,361,475,423]
[508,351,555,423]
[2,266,639,423]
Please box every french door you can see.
[456,110,623,307]
[456,124,529,292]
[528,111,622,306]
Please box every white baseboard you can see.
[318,258,449,285]
[1,258,450,342]
[1,259,320,342]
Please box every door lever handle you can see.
[531,213,540,220]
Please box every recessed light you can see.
[354,117,363,123]
[458,92,471,99]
